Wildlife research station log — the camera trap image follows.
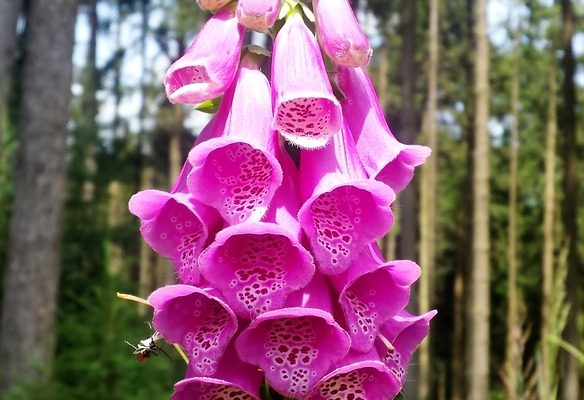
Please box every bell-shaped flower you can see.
[330,245,421,352]
[271,8,342,149]
[298,122,395,275]
[236,0,281,31]
[307,349,400,400]
[313,0,372,67]
[196,0,231,12]
[148,285,238,377]
[187,52,283,225]
[171,340,262,400]
[236,306,351,398]
[375,310,437,389]
[164,7,244,104]
[129,163,221,285]
[199,146,314,319]
[336,66,431,192]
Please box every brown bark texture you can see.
[419,0,439,398]
[0,0,79,393]
[559,0,580,398]
[467,0,491,398]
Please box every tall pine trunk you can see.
[540,42,558,400]
[559,0,580,398]
[0,0,79,392]
[467,0,490,398]
[503,17,522,400]
[419,0,439,398]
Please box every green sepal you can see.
[194,97,222,114]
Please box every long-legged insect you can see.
[125,328,169,362]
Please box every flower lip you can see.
[172,377,259,400]
[236,307,351,398]
[199,221,315,319]
[308,360,400,400]
[148,285,238,377]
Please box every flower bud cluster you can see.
[130,2,435,399]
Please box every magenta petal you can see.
[272,11,342,149]
[129,190,220,285]
[236,307,351,398]
[164,8,244,104]
[331,246,421,352]
[236,0,280,31]
[284,272,334,313]
[336,66,431,192]
[298,125,395,274]
[313,0,372,67]
[172,340,262,400]
[187,55,283,224]
[199,222,315,318]
[308,353,399,400]
[196,0,231,12]
[148,285,238,376]
[376,310,437,388]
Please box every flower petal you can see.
[236,0,281,31]
[148,285,238,377]
[313,0,372,67]
[272,11,342,149]
[336,66,431,192]
[236,307,351,398]
[164,8,244,104]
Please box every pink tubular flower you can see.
[298,123,395,275]
[336,66,431,192]
[375,310,437,392]
[187,52,283,225]
[196,0,231,12]
[164,8,244,104]
[307,350,399,400]
[199,146,314,319]
[330,245,421,352]
[236,0,281,31]
[148,285,238,377]
[313,0,372,67]
[172,340,262,400]
[129,164,221,286]
[271,8,342,149]
[236,307,351,398]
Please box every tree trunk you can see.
[540,42,557,400]
[398,1,419,397]
[81,0,99,203]
[503,18,521,400]
[467,0,490,398]
[0,0,79,392]
[419,0,439,398]
[559,0,580,398]
[0,0,22,124]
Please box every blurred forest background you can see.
[0,0,583,399]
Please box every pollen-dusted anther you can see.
[236,308,351,398]
[164,8,244,105]
[148,285,239,377]
[271,9,342,149]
